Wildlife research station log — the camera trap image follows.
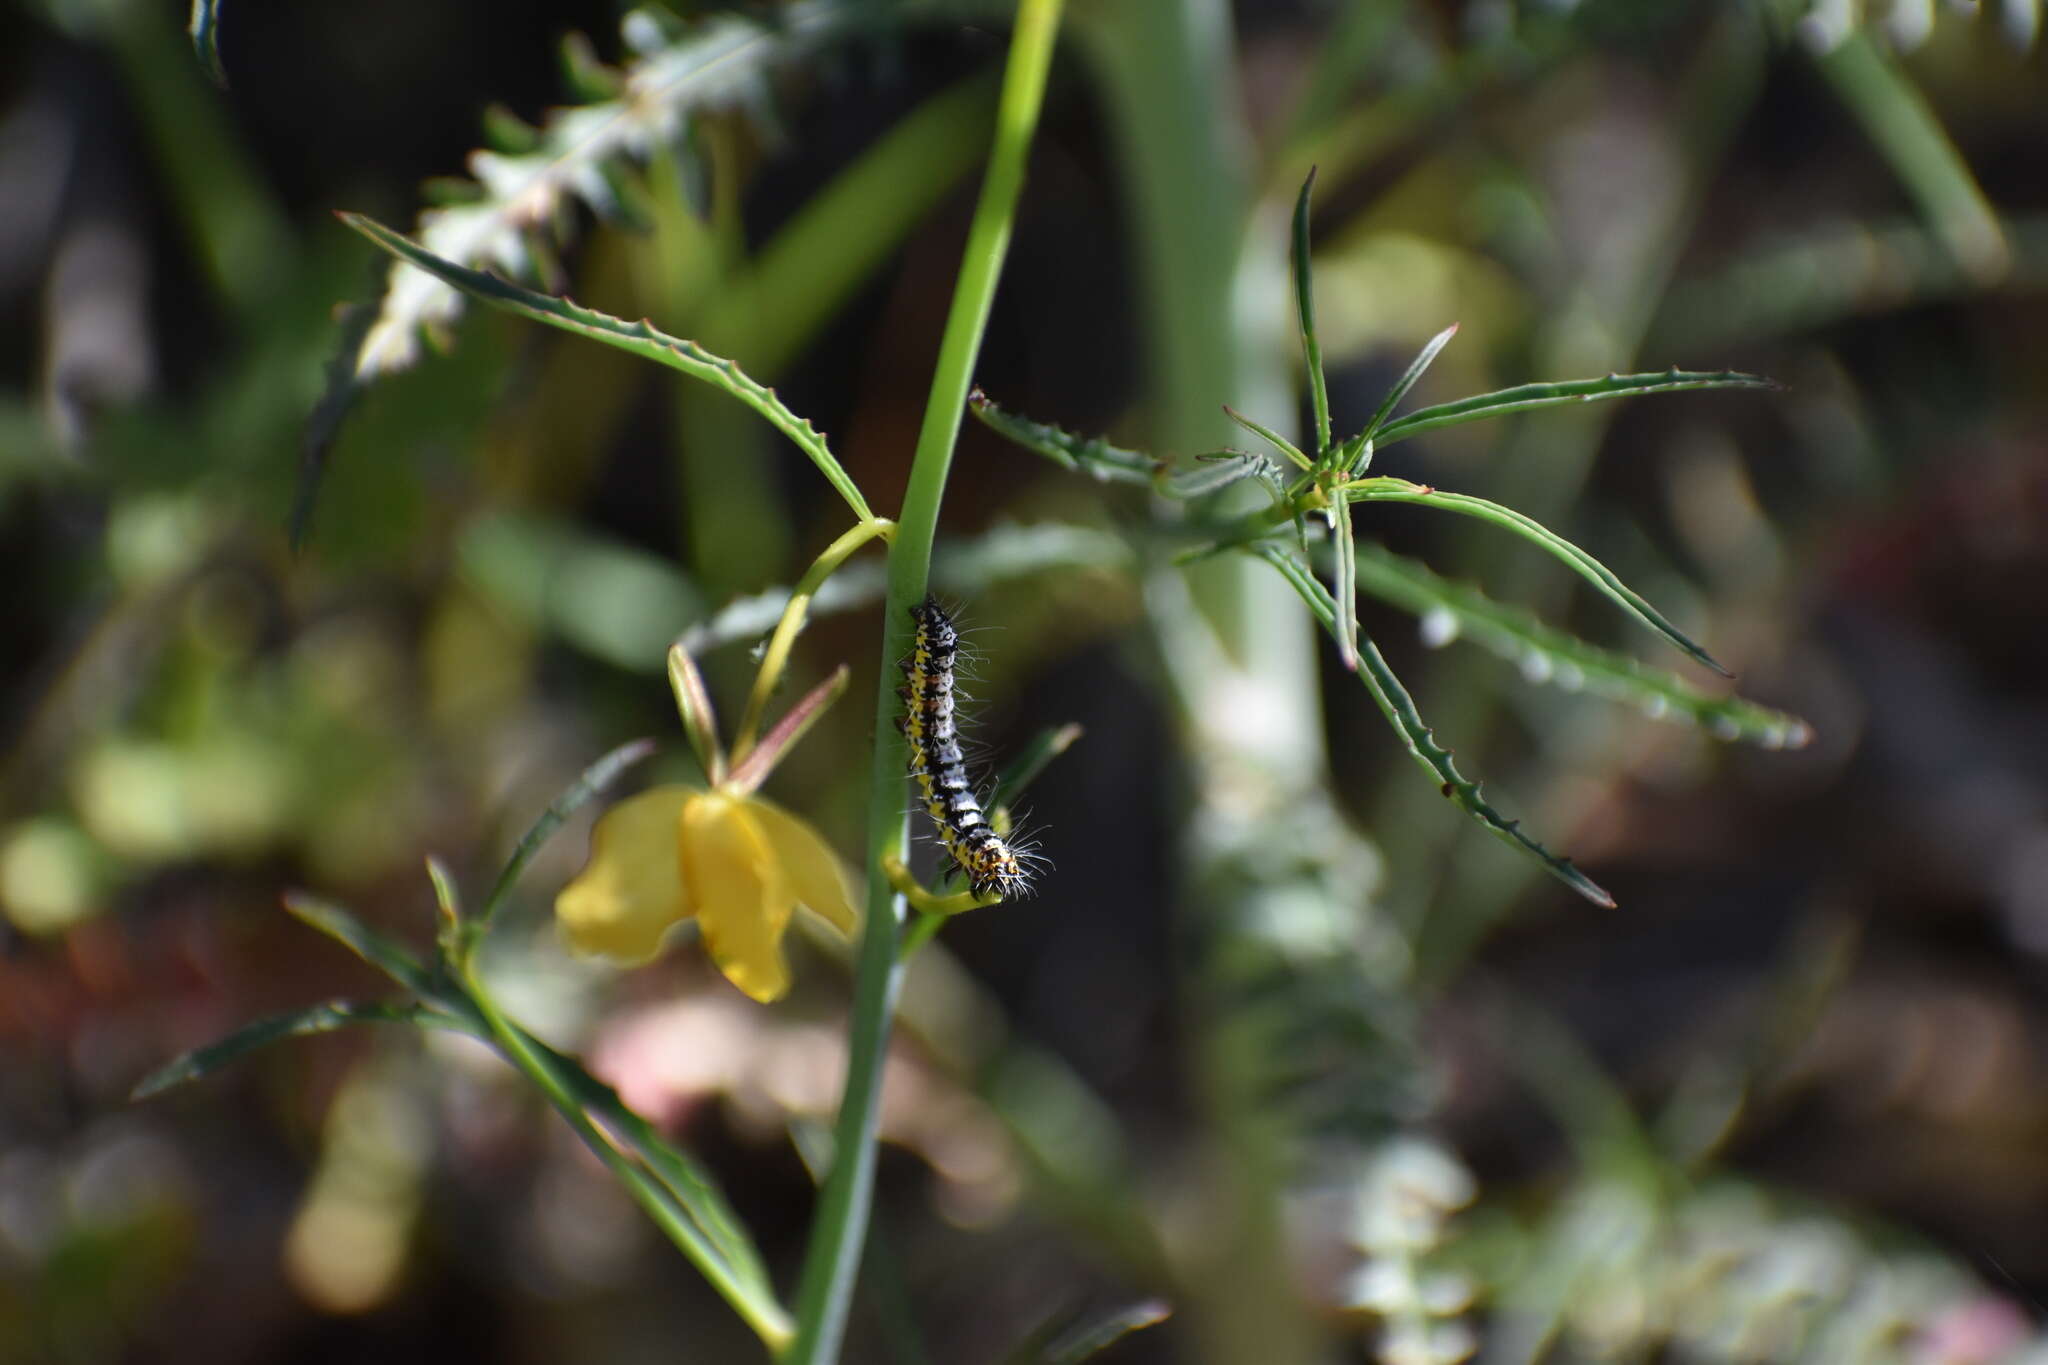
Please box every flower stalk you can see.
[781,0,1066,1358]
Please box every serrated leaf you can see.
[344,1,848,388]
[132,1001,454,1099]
[969,390,1158,485]
[478,735,659,928]
[1372,368,1777,448]
[342,212,873,523]
[1161,451,1278,500]
[1352,541,1813,748]
[1256,544,1615,907]
[1345,478,1730,676]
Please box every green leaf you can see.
[1372,368,1777,448]
[510,1024,777,1297]
[339,213,875,524]
[1223,404,1312,472]
[132,1000,450,1099]
[968,389,1159,485]
[1292,169,1332,458]
[283,892,445,998]
[478,735,659,929]
[1160,451,1281,501]
[1332,504,1359,671]
[188,0,227,86]
[1360,322,1459,450]
[1255,544,1615,907]
[1351,541,1813,749]
[1345,478,1730,676]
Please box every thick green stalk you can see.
[781,2,1065,1360]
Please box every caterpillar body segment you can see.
[899,597,1034,900]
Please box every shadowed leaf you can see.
[133,1001,460,1099]
[283,893,444,997]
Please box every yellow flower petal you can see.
[745,796,860,936]
[555,786,696,963]
[680,792,792,1003]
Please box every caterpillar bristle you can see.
[900,596,1044,901]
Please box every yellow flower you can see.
[556,786,857,1003]
[555,645,859,1003]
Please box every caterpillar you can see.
[899,596,1035,900]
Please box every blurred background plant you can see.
[3,0,2047,1362]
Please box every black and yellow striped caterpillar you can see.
[898,597,1036,900]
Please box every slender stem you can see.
[458,967,796,1350]
[782,1,1065,1360]
[731,518,894,763]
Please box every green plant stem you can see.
[458,968,796,1350]
[781,1,1065,1360]
[731,517,894,763]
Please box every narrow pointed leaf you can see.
[1345,478,1731,676]
[1004,1299,1173,1365]
[968,390,1159,484]
[479,736,659,926]
[1162,451,1279,500]
[1373,368,1777,448]
[509,1022,778,1297]
[1255,544,1615,907]
[473,1009,790,1340]
[339,213,875,523]
[133,1001,450,1099]
[1292,169,1332,459]
[293,294,379,548]
[283,892,446,997]
[1353,541,1813,749]
[1361,322,1459,447]
[1332,505,1360,671]
[725,664,850,794]
[1223,404,1312,472]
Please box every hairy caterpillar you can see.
[898,597,1036,900]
